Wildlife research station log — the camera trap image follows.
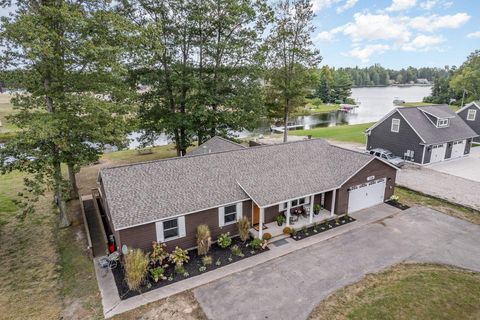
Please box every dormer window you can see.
[437,118,449,127]
[391,118,400,132]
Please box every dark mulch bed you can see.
[386,200,410,210]
[290,215,356,241]
[112,236,268,300]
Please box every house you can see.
[186,136,245,156]
[457,101,480,143]
[97,139,397,253]
[366,105,478,164]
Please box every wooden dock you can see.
[270,124,305,133]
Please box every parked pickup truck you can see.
[367,148,405,167]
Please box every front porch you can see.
[250,209,333,239]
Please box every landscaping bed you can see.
[289,215,356,241]
[112,236,268,300]
[386,199,410,210]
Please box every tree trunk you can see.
[67,163,79,200]
[283,101,289,143]
[54,160,70,228]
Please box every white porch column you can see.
[309,195,314,223]
[259,207,264,239]
[286,201,291,227]
[331,189,336,217]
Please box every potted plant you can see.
[276,214,285,226]
[313,204,321,215]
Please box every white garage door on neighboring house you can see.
[451,140,466,159]
[347,178,386,213]
[430,143,446,163]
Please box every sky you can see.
[312,0,480,68]
[0,0,479,69]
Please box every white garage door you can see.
[451,140,465,159]
[430,143,446,163]
[348,178,386,213]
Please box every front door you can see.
[253,205,260,225]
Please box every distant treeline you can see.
[338,64,450,87]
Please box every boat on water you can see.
[339,104,359,112]
[393,97,405,105]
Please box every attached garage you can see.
[347,178,386,213]
[451,140,466,159]
[430,143,446,163]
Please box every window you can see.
[163,219,178,239]
[437,118,449,127]
[391,118,400,132]
[155,216,186,242]
[279,197,310,211]
[467,109,477,121]
[218,202,242,227]
[224,204,237,224]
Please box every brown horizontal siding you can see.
[119,200,252,252]
[335,158,396,215]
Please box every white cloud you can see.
[420,0,437,10]
[467,31,480,38]
[316,26,346,41]
[409,13,470,32]
[386,0,417,12]
[347,44,390,63]
[311,0,341,12]
[343,13,411,43]
[402,34,445,51]
[336,0,358,13]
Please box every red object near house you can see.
[108,243,115,254]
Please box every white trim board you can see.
[457,101,480,114]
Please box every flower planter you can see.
[112,237,269,300]
[289,216,356,241]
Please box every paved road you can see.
[193,207,480,320]
[428,147,480,182]
[397,164,480,211]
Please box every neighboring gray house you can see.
[186,136,245,156]
[457,101,480,143]
[366,105,478,165]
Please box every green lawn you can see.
[290,122,372,144]
[293,104,340,116]
[399,101,436,107]
[395,187,480,225]
[309,264,480,320]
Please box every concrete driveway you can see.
[193,207,480,320]
[428,147,480,182]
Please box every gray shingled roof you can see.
[418,105,455,118]
[186,136,245,156]
[398,105,478,144]
[100,139,377,230]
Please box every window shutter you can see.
[155,221,164,242]
[236,202,243,221]
[178,216,186,237]
[218,207,225,227]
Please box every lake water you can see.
[127,86,432,148]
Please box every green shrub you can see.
[149,266,166,282]
[313,222,318,232]
[196,224,212,256]
[237,217,250,242]
[230,244,244,257]
[150,241,168,266]
[313,204,321,214]
[217,232,232,249]
[169,246,190,268]
[202,255,213,266]
[175,265,185,275]
[248,238,262,250]
[124,249,149,291]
